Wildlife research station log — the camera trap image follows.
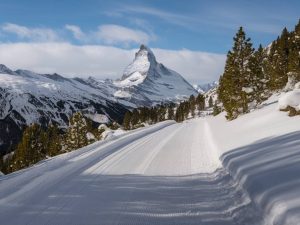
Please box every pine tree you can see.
[208,96,213,108]
[64,112,89,151]
[288,20,300,81]
[196,94,205,111]
[167,105,175,120]
[267,28,290,90]
[158,105,167,121]
[150,107,158,124]
[175,104,184,122]
[213,104,221,116]
[123,111,132,130]
[189,95,196,117]
[47,124,62,156]
[247,44,269,103]
[9,124,46,172]
[139,107,147,123]
[131,109,140,127]
[218,27,254,119]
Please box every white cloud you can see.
[0,43,225,84]
[1,23,154,47]
[95,24,154,46]
[153,49,225,84]
[65,24,86,41]
[64,24,155,47]
[1,23,60,42]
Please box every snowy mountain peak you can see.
[114,45,197,105]
[121,45,156,82]
[136,44,156,63]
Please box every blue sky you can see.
[0,0,299,83]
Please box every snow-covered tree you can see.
[64,112,89,151]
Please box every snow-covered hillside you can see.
[1,95,299,224]
[0,65,128,153]
[114,45,198,105]
[207,93,300,224]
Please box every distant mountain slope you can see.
[0,65,128,153]
[113,45,198,106]
[193,81,218,94]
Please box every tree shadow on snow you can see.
[221,131,300,225]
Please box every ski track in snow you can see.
[0,119,263,225]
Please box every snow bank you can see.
[278,82,300,111]
[207,96,300,224]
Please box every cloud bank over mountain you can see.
[0,42,225,84]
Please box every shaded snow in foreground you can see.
[208,93,300,225]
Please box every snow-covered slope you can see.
[207,94,300,224]
[114,45,198,106]
[0,65,128,153]
[0,120,262,225]
[1,93,300,224]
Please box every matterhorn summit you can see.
[114,45,197,105]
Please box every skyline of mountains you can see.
[0,45,216,154]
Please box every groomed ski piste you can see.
[1,93,300,225]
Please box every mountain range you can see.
[0,45,202,153]
[193,81,219,94]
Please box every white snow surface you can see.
[85,113,110,124]
[1,95,300,224]
[207,94,300,225]
[278,82,300,111]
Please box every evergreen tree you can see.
[167,105,175,120]
[158,105,167,121]
[150,107,158,124]
[196,94,205,111]
[123,111,132,130]
[47,124,62,156]
[189,95,196,117]
[64,112,89,151]
[175,104,184,122]
[218,27,254,119]
[208,96,213,108]
[139,107,148,123]
[288,20,300,81]
[247,44,269,103]
[9,124,46,172]
[213,104,221,116]
[268,28,290,90]
[131,109,140,127]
